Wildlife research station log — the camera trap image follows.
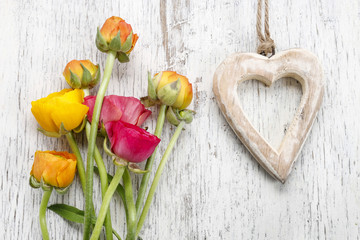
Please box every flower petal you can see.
[31,151,77,188]
[156,71,177,91]
[84,95,151,127]
[136,110,152,127]
[100,97,123,123]
[100,16,124,43]
[173,76,193,109]
[105,120,160,163]
[83,96,96,122]
[31,89,88,133]
[56,160,77,188]
[31,89,72,132]
[51,102,89,131]
[107,95,151,125]
[47,89,88,131]
[31,100,59,132]
[60,88,85,103]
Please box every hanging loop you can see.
[256,0,275,57]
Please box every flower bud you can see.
[63,60,100,89]
[30,151,77,189]
[31,89,89,137]
[166,107,194,126]
[148,71,193,110]
[96,16,139,62]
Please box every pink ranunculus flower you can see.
[84,95,151,127]
[105,120,161,163]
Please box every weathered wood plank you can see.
[0,0,359,239]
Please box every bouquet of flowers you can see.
[29,16,194,240]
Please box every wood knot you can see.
[257,39,275,57]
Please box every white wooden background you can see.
[1,0,359,239]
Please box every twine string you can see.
[256,0,275,56]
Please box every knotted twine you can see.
[256,0,275,56]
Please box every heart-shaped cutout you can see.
[213,49,324,183]
[238,77,302,150]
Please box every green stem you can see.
[97,167,128,220]
[65,132,86,193]
[65,131,97,226]
[90,166,125,240]
[39,188,53,240]
[136,121,185,236]
[94,166,127,212]
[135,105,166,217]
[85,123,113,240]
[123,169,136,240]
[84,50,117,239]
[113,230,122,240]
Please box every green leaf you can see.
[48,204,85,223]
[48,204,122,240]
[117,52,130,63]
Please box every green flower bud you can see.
[166,107,194,126]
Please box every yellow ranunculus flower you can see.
[152,71,193,110]
[31,89,89,133]
[31,151,77,188]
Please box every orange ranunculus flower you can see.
[31,151,77,188]
[96,16,138,60]
[63,60,100,89]
[100,16,138,52]
[150,71,193,110]
[31,89,89,133]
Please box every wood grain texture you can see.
[213,49,324,182]
[0,0,359,239]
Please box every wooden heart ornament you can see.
[213,49,324,183]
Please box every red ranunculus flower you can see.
[105,120,161,163]
[84,95,151,127]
